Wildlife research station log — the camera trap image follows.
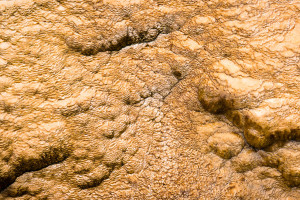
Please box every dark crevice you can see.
[0,147,70,192]
[172,71,182,79]
[65,14,189,56]
[66,26,165,56]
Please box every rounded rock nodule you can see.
[208,132,244,159]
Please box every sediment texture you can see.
[0,0,299,199]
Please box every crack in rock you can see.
[65,14,188,55]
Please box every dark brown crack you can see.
[0,144,70,192]
[65,26,164,56]
[65,14,188,56]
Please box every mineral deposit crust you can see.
[0,0,299,199]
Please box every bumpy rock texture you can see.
[0,0,299,199]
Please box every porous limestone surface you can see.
[0,0,299,199]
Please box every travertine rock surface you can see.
[0,0,299,199]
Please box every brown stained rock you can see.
[208,132,244,159]
[231,149,264,173]
[258,143,300,187]
[0,0,299,199]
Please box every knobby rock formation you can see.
[0,0,299,199]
